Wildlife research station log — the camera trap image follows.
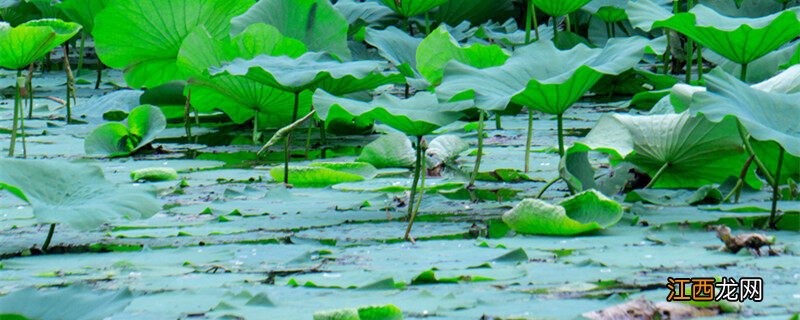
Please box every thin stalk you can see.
[468,111,485,188]
[769,147,785,229]
[304,120,313,159]
[643,162,669,189]
[42,224,56,252]
[64,44,75,124]
[412,141,428,215]
[95,61,103,89]
[407,18,414,37]
[404,135,424,241]
[495,113,502,130]
[284,92,301,185]
[556,113,565,157]
[531,2,539,40]
[722,155,754,203]
[8,70,21,157]
[184,86,193,139]
[524,109,534,172]
[404,83,410,98]
[77,32,85,76]
[525,0,532,43]
[253,111,260,143]
[685,39,693,83]
[696,44,704,81]
[606,22,612,39]
[740,63,748,82]
[424,12,430,34]
[553,16,559,40]
[738,123,775,185]
[663,33,671,74]
[26,63,33,119]
[565,14,572,33]
[319,119,328,159]
[536,176,562,198]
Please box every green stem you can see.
[553,16,559,40]
[404,135,424,241]
[722,154,754,203]
[26,63,33,119]
[740,63,748,82]
[524,109,534,172]
[184,86,193,140]
[64,44,74,124]
[769,147,785,229]
[696,44,704,81]
[319,119,328,159]
[77,32,85,77]
[424,12,430,34]
[42,224,56,253]
[253,111,260,144]
[685,39,693,83]
[532,2,539,40]
[95,61,103,89]
[556,113,565,157]
[494,113,502,130]
[663,33,671,74]
[606,22,612,39]
[304,120,312,159]
[738,123,774,185]
[525,0,532,43]
[412,142,427,216]
[643,162,669,189]
[536,176,562,198]
[469,111,485,188]
[284,92,300,185]
[9,70,21,157]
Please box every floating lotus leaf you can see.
[314,90,471,137]
[210,51,394,94]
[437,36,648,113]
[0,286,133,320]
[502,190,623,236]
[231,0,351,60]
[93,0,253,88]
[314,304,403,320]
[0,19,81,70]
[378,0,448,18]
[532,0,592,17]
[270,163,375,188]
[570,112,759,189]
[416,25,509,86]
[177,24,310,128]
[357,133,416,168]
[628,0,800,65]
[84,105,167,157]
[0,160,161,230]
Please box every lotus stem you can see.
[407,18,414,37]
[9,70,22,157]
[404,83,410,99]
[42,223,56,253]
[64,44,75,124]
[495,112,502,130]
[319,119,328,159]
[412,140,428,216]
[606,22,613,39]
[553,16,559,40]
[524,109,534,172]
[556,113,565,157]
[531,2,539,41]
[95,61,103,89]
[404,135,424,241]
[663,33,671,74]
[525,0,533,43]
[469,111,485,188]
[740,63,748,82]
[685,40,693,83]
[769,147,785,229]
[565,15,572,33]
[722,155,754,203]
[643,162,670,189]
[424,12,430,34]
[737,122,775,185]
[696,44,704,81]
[77,32,85,77]
[284,91,301,185]
[304,120,312,159]
[536,176,562,198]
[184,86,193,139]
[26,63,33,119]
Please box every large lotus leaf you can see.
[629,0,800,64]
[378,0,448,17]
[0,286,133,320]
[0,0,40,26]
[84,105,167,157]
[314,90,471,137]
[55,0,110,33]
[531,0,592,17]
[475,18,555,48]
[357,133,416,168]
[231,0,350,60]
[690,68,800,158]
[334,0,396,28]
[177,24,310,127]
[364,26,422,78]
[570,112,760,189]
[93,0,253,88]
[502,190,623,236]
[210,51,392,94]
[0,19,81,70]
[416,25,509,86]
[584,0,628,22]
[433,0,515,26]
[0,160,161,230]
[437,36,647,113]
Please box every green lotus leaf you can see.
[475,19,555,48]
[584,0,628,22]
[365,26,422,78]
[177,24,311,128]
[84,105,167,157]
[0,19,81,70]
[0,286,133,320]
[437,36,648,113]
[309,162,379,179]
[628,0,800,65]
[335,0,396,28]
[314,304,402,320]
[378,0,448,17]
[130,167,179,182]
[93,0,253,88]
[0,0,41,26]
[357,133,416,168]
[314,90,471,137]
[426,135,469,167]
[270,165,368,188]
[416,25,509,86]
[0,160,161,230]
[502,190,623,236]
[211,51,393,94]
[55,0,110,34]
[689,69,800,182]
[231,0,350,60]
[433,0,515,26]
[532,0,592,17]
[570,112,759,189]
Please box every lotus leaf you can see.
[84,105,167,157]
[0,19,81,70]
[416,25,509,86]
[502,190,623,236]
[0,286,132,320]
[532,0,592,17]
[378,0,448,18]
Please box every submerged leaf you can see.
[502,190,623,236]
[0,160,161,230]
